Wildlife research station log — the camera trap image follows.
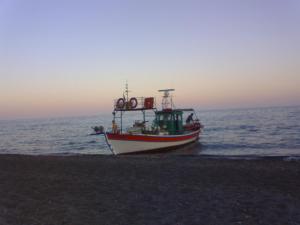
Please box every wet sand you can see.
[0,154,300,225]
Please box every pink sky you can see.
[0,0,300,119]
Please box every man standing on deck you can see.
[186,113,194,124]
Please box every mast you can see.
[124,81,130,102]
[119,81,130,134]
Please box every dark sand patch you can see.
[0,154,300,225]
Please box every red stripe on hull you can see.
[106,130,200,142]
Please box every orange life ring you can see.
[116,98,125,109]
[129,97,138,109]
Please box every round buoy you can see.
[129,97,138,109]
[116,98,125,109]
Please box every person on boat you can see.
[112,120,118,133]
[186,113,194,124]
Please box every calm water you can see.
[0,106,299,156]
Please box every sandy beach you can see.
[0,154,300,225]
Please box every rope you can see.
[103,132,114,155]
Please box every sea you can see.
[0,106,299,157]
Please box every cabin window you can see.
[163,114,171,121]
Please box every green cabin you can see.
[154,110,184,135]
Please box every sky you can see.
[0,0,300,119]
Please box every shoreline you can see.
[2,152,300,160]
[0,154,300,224]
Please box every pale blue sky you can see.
[0,0,300,119]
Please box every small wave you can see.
[283,156,300,161]
[205,125,259,133]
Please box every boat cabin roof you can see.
[155,108,193,115]
[175,108,194,112]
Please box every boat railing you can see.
[114,97,156,111]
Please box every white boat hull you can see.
[106,130,200,155]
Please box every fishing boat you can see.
[105,84,203,155]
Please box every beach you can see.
[0,154,300,225]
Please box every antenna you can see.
[124,81,130,101]
[158,89,175,109]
